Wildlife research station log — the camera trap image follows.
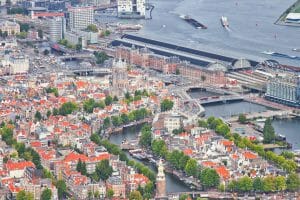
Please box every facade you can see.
[68,6,94,30]
[111,58,129,96]
[164,113,182,133]
[0,20,20,36]
[155,159,166,198]
[84,0,110,7]
[266,75,300,107]
[49,17,66,42]
[117,0,146,18]
[114,46,226,85]
[1,54,30,74]
[106,176,126,198]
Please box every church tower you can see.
[111,58,129,96]
[156,159,167,199]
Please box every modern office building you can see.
[117,0,146,18]
[49,17,66,42]
[266,75,300,107]
[68,5,94,30]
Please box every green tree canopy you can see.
[139,125,152,148]
[16,191,33,200]
[184,158,198,177]
[95,159,113,181]
[56,180,67,199]
[160,99,174,112]
[41,188,52,200]
[286,173,300,192]
[263,118,275,143]
[199,168,220,189]
[129,190,143,200]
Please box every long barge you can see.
[180,15,207,29]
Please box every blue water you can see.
[137,0,300,66]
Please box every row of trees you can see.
[83,96,119,113]
[226,174,300,193]
[150,138,220,189]
[90,134,156,183]
[17,189,53,200]
[206,116,298,173]
[102,108,150,129]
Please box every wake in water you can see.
[262,51,300,61]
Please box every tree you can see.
[238,114,247,124]
[179,194,189,200]
[263,118,275,143]
[139,125,152,148]
[90,133,101,144]
[76,159,82,173]
[121,113,129,124]
[286,173,300,192]
[105,95,113,106]
[87,24,98,32]
[151,139,167,158]
[175,68,180,75]
[103,117,111,129]
[41,188,52,200]
[46,110,51,118]
[52,108,59,116]
[263,176,276,192]
[38,29,43,38]
[201,75,206,82]
[160,99,174,112]
[95,159,113,181]
[113,96,118,102]
[215,123,230,136]
[16,191,33,200]
[81,161,87,175]
[275,175,286,191]
[253,177,264,192]
[106,188,114,199]
[59,102,78,116]
[236,176,253,192]
[94,51,109,64]
[184,158,198,177]
[198,119,208,128]
[199,168,220,189]
[34,111,42,121]
[129,190,143,200]
[43,49,49,56]
[56,180,67,199]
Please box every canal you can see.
[109,126,192,193]
[272,118,300,150]
[202,101,269,119]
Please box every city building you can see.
[1,54,30,74]
[0,20,20,36]
[155,159,166,199]
[68,5,94,30]
[164,113,182,133]
[83,0,110,7]
[117,0,146,18]
[266,75,300,107]
[106,175,126,198]
[111,58,129,96]
[49,17,66,42]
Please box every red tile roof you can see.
[6,161,35,171]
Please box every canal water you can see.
[109,126,192,193]
[202,101,269,119]
[272,118,300,150]
[187,88,223,99]
[138,0,300,66]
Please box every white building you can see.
[84,0,110,7]
[0,20,20,36]
[49,17,66,42]
[68,6,94,30]
[2,54,29,74]
[117,0,146,18]
[164,113,182,133]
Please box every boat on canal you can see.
[180,15,207,29]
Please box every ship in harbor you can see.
[180,15,207,29]
[221,16,229,27]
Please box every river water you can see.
[136,0,300,66]
[109,126,192,193]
